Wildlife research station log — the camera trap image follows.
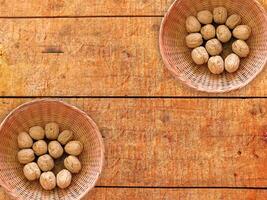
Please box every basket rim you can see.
[159,0,267,93]
[0,98,105,200]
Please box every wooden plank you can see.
[0,0,265,16]
[0,98,267,187]
[1,18,267,97]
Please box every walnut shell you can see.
[200,24,215,40]
[208,56,224,75]
[185,33,203,48]
[32,140,47,156]
[29,126,45,140]
[40,171,56,191]
[37,154,55,172]
[232,40,250,58]
[23,162,41,181]
[226,14,242,29]
[64,155,82,173]
[18,149,35,164]
[225,53,240,73]
[58,130,74,145]
[205,38,223,56]
[45,122,59,140]
[213,7,228,24]
[56,169,72,189]
[17,132,33,149]
[197,10,213,24]
[191,46,209,65]
[233,25,252,40]
[216,25,232,43]
[186,16,201,33]
[65,141,83,156]
[48,141,64,159]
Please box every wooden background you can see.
[0,0,267,199]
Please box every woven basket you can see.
[159,0,267,93]
[0,99,104,200]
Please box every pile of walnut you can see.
[185,7,251,74]
[17,123,83,190]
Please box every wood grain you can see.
[0,98,267,187]
[1,18,267,96]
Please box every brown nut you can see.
[18,149,35,164]
[18,132,33,149]
[200,24,215,40]
[208,56,224,75]
[56,169,72,189]
[58,130,74,145]
[45,122,59,140]
[213,7,228,24]
[64,155,82,173]
[65,141,84,156]
[216,25,232,43]
[191,46,209,65]
[233,25,252,40]
[32,140,47,156]
[185,33,203,48]
[29,126,45,140]
[197,10,213,24]
[48,141,64,159]
[205,38,223,56]
[226,14,242,29]
[225,53,240,73]
[232,40,250,58]
[23,162,41,181]
[37,154,55,172]
[186,16,201,33]
[40,171,56,191]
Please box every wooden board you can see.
[0,98,267,187]
[1,18,267,97]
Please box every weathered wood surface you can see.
[0,0,265,16]
[0,98,267,187]
[1,17,267,96]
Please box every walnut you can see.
[45,122,59,140]
[200,24,215,40]
[58,130,74,145]
[233,25,252,40]
[32,140,47,156]
[191,46,209,65]
[17,132,33,149]
[48,141,64,159]
[40,171,56,191]
[213,7,228,24]
[225,53,240,73]
[216,25,232,43]
[29,126,45,140]
[232,40,250,58]
[186,16,201,33]
[37,154,55,172]
[23,162,41,181]
[205,38,223,56]
[65,141,83,156]
[185,33,203,48]
[17,149,35,164]
[208,56,224,74]
[197,10,213,24]
[226,14,242,29]
[64,155,82,174]
[56,169,72,189]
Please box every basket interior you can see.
[0,100,104,200]
[160,0,267,92]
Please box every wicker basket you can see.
[159,0,267,93]
[0,99,104,200]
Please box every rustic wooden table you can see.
[0,0,267,199]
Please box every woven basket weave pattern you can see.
[159,0,267,93]
[0,99,104,200]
